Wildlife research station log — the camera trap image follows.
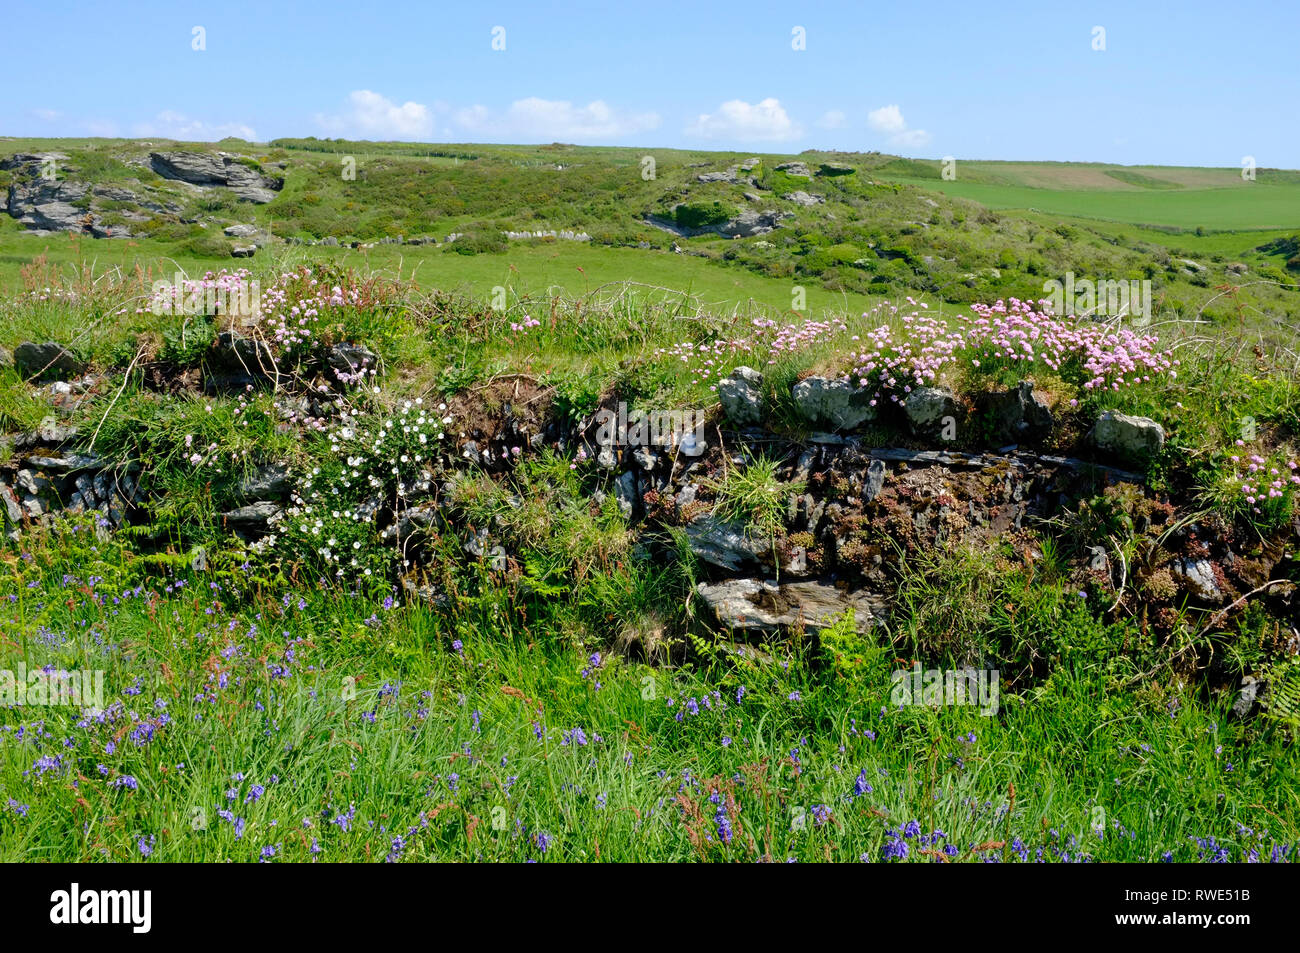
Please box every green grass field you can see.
[2,522,1293,863]
[0,228,880,318]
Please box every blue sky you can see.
[6,0,1297,167]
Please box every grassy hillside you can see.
[3,137,1298,334]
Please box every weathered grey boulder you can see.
[14,342,83,381]
[1171,557,1223,603]
[793,376,875,431]
[388,502,439,539]
[684,516,765,571]
[775,161,812,177]
[326,343,379,375]
[26,453,102,473]
[716,210,786,238]
[16,468,54,497]
[1094,410,1165,459]
[0,484,24,526]
[221,502,283,538]
[208,331,277,388]
[697,168,739,184]
[695,577,884,635]
[631,447,658,472]
[2,154,96,234]
[862,459,888,503]
[903,386,962,439]
[716,366,764,427]
[977,380,1053,443]
[231,244,256,258]
[149,152,282,203]
[223,223,261,238]
[614,471,638,519]
[1232,676,1262,719]
[781,190,824,206]
[237,464,293,501]
[11,416,79,451]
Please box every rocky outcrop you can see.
[697,168,741,184]
[220,502,283,540]
[717,210,787,238]
[205,332,278,390]
[645,209,790,239]
[2,154,131,237]
[1094,410,1165,460]
[236,464,293,502]
[685,516,765,571]
[976,380,1054,444]
[716,367,764,426]
[14,342,84,381]
[696,577,885,635]
[903,386,962,439]
[782,191,824,206]
[793,376,875,430]
[149,152,282,203]
[1171,557,1224,603]
[2,153,188,236]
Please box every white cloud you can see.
[315,90,434,140]
[867,105,907,135]
[132,110,257,142]
[31,108,62,122]
[685,98,802,142]
[867,104,930,149]
[453,97,660,141]
[815,109,846,130]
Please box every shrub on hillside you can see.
[178,232,230,258]
[673,202,735,230]
[445,231,506,255]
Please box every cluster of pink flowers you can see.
[652,312,862,387]
[510,316,542,333]
[962,299,1177,392]
[139,269,254,315]
[1227,441,1299,515]
[654,297,1177,402]
[849,297,1178,405]
[258,270,365,352]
